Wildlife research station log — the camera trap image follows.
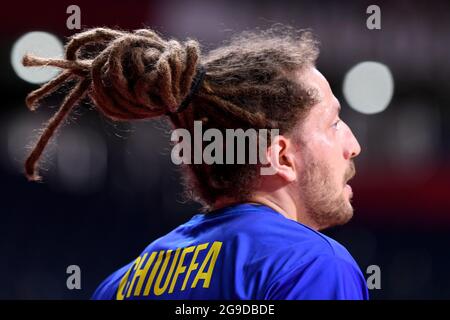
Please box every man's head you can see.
[22,25,360,229]
[187,27,360,230]
[258,67,360,230]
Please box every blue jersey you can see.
[92,203,369,300]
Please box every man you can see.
[22,26,368,300]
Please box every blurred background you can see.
[0,0,449,299]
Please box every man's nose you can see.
[345,128,361,160]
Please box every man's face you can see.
[294,67,361,230]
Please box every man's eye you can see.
[332,119,341,129]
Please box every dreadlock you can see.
[22,25,319,209]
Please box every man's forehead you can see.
[298,67,333,99]
[299,67,339,115]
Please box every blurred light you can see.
[56,128,107,194]
[343,61,394,115]
[11,31,63,84]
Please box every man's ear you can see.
[264,135,298,182]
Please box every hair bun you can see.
[21,27,202,181]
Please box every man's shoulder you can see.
[91,262,134,300]
[232,207,349,258]
[246,220,355,271]
[231,209,366,298]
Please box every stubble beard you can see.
[299,152,356,230]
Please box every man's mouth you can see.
[344,183,353,198]
[343,161,356,187]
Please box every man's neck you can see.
[213,194,319,230]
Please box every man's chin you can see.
[316,203,354,231]
[341,206,354,224]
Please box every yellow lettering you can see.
[133,252,157,296]
[192,241,222,289]
[143,250,164,296]
[116,258,139,300]
[154,248,180,295]
[116,242,223,298]
[182,243,208,291]
[126,254,147,298]
[169,245,195,293]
